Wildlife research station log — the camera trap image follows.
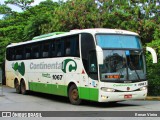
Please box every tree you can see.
[52,0,100,31]
[0,4,12,14]
[146,39,160,96]
[23,0,60,40]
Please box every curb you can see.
[146,96,160,101]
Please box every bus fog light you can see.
[140,86,147,91]
[101,95,108,99]
[101,87,115,92]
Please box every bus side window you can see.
[65,35,79,57]
[88,50,98,80]
[51,42,56,57]
[7,48,15,61]
[56,43,61,56]
[25,47,31,59]
[11,49,15,60]
[81,33,95,74]
[89,51,98,73]
[81,33,98,80]
[32,45,40,59]
[56,40,64,57]
[65,40,71,56]
[76,40,80,57]
[6,48,9,61]
[72,35,79,57]
[42,43,49,58]
[15,48,23,60]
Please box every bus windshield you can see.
[99,50,146,82]
[96,34,142,49]
[96,34,146,82]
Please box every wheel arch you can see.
[14,77,19,88]
[20,77,29,90]
[20,78,25,83]
[67,82,78,97]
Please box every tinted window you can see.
[64,35,79,57]
[15,47,23,60]
[51,41,56,57]
[55,40,64,57]
[81,33,97,80]
[89,50,98,80]
[42,43,50,58]
[32,45,40,59]
[65,40,71,56]
[96,34,142,49]
[6,48,13,61]
[6,34,80,60]
[25,46,31,59]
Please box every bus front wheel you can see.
[68,84,82,105]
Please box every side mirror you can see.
[146,47,157,63]
[96,46,103,64]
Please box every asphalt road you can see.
[0,86,160,120]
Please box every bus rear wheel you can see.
[14,80,21,94]
[20,80,27,95]
[68,84,82,105]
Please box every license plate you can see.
[124,94,132,99]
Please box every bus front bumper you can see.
[98,90,147,102]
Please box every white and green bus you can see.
[5,28,157,104]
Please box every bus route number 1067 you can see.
[52,75,63,80]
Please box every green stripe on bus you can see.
[29,82,68,96]
[79,87,98,101]
[29,82,98,101]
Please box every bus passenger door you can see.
[79,73,90,100]
[88,50,99,101]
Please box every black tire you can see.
[20,80,27,95]
[68,84,82,105]
[15,80,21,94]
[109,101,117,104]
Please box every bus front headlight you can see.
[140,86,147,91]
[101,87,115,92]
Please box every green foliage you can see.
[0,0,160,95]
[0,4,12,14]
[52,0,100,31]
[146,40,160,96]
[23,0,59,40]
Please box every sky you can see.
[0,0,60,19]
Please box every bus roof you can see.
[7,28,139,48]
[32,32,67,40]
